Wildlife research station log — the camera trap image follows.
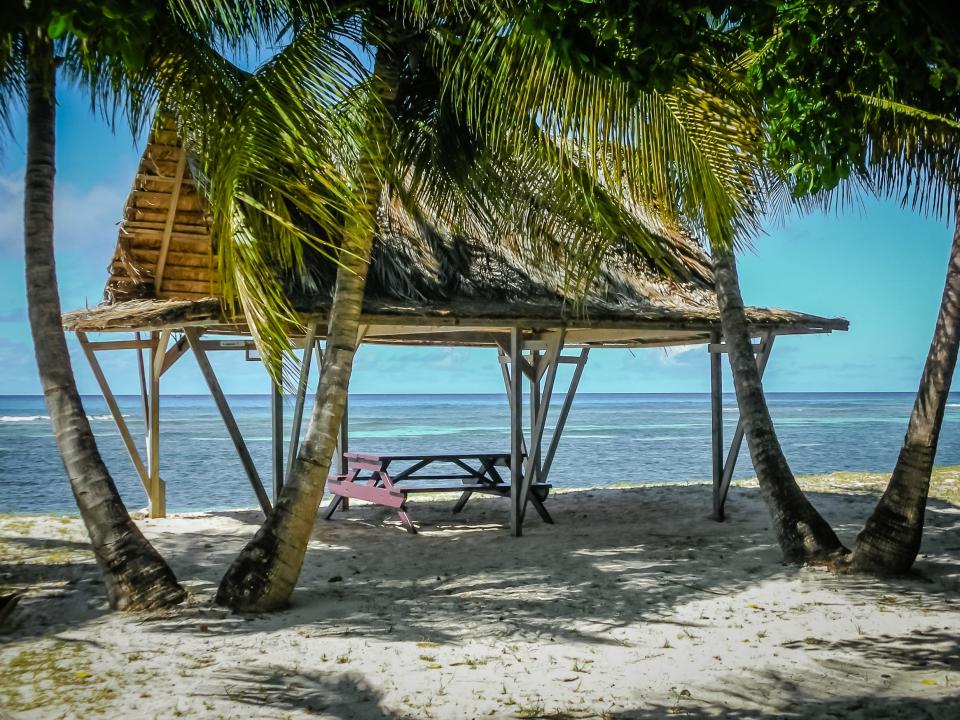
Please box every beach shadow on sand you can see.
[144,485,958,643]
[0,534,109,640]
[3,483,958,718]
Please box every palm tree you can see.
[849,202,959,572]
[2,0,298,609]
[5,23,186,610]
[840,106,960,573]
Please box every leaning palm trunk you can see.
[216,47,401,612]
[713,245,847,562]
[24,37,185,610]
[846,202,960,573]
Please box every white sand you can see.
[2,482,959,719]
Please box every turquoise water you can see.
[1,393,958,514]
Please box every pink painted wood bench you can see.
[323,451,551,534]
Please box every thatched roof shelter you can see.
[63,121,847,533]
[62,123,847,347]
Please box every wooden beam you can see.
[199,339,256,351]
[135,332,149,434]
[338,393,349,477]
[77,332,151,496]
[153,151,188,292]
[272,381,284,503]
[509,327,523,537]
[82,339,155,351]
[540,348,589,484]
[710,331,724,521]
[708,342,762,354]
[153,330,171,376]
[147,332,166,518]
[159,334,191,375]
[287,324,317,478]
[519,330,565,523]
[498,347,528,459]
[184,328,273,514]
[715,333,777,515]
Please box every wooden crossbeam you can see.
[287,324,318,478]
[77,332,151,496]
[81,339,154,351]
[498,348,528,458]
[509,327,523,536]
[135,332,149,432]
[272,381,283,503]
[713,333,777,519]
[708,342,762,354]
[159,334,191,375]
[539,348,590,484]
[185,328,272,514]
[710,331,724,520]
[518,330,565,526]
[153,151,188,292]
[147,331,166,518]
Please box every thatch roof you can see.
[63,123,847,347]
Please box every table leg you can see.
[527,493,554,524]
[323,495,344,520]
[451,491,472,514]
[452,456,496,514]
[397,509,417,534]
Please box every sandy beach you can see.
[2,470,959,719]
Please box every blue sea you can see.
[1,393,958,514]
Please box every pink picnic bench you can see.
[323,451,552,533]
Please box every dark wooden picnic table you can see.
[324,451,552,533]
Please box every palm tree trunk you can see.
[216,45,402,612]
[847,202,960,574]
[24,37,185,610]
[713,244,846,562]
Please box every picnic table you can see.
[324,451,552,533]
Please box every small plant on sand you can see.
[513,699,546,718]
[669,687,692,715]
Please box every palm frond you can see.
[435,7,769,256]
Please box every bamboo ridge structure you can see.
[63,122,848,532]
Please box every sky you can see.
[0,83,956,396]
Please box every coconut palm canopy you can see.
[61,121,847,347]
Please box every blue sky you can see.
[0,83,956,396]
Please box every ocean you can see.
[1,393,958,515]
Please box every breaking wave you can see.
[0,414,120,423]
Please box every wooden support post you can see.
[519,330,565,523]
[715,333,776,516]
[159,334,191,376]
[498,348,529,458]
[147,331,166,518]
[77,332,151,496]
[338,394,349,476]
[287,324,317,478]
[509,327,523,537]
[271,380,284,503]
[710,331,724,521]
[135,331,149,432]
[529,350,541,485]
[540,348,589,484]
[185,328,272,514]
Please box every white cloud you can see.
[0,171,125,258]
[658,343,705,367]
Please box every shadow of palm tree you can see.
[212,666,407,719]
[144,486,959,652]
[0,534,106,640]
